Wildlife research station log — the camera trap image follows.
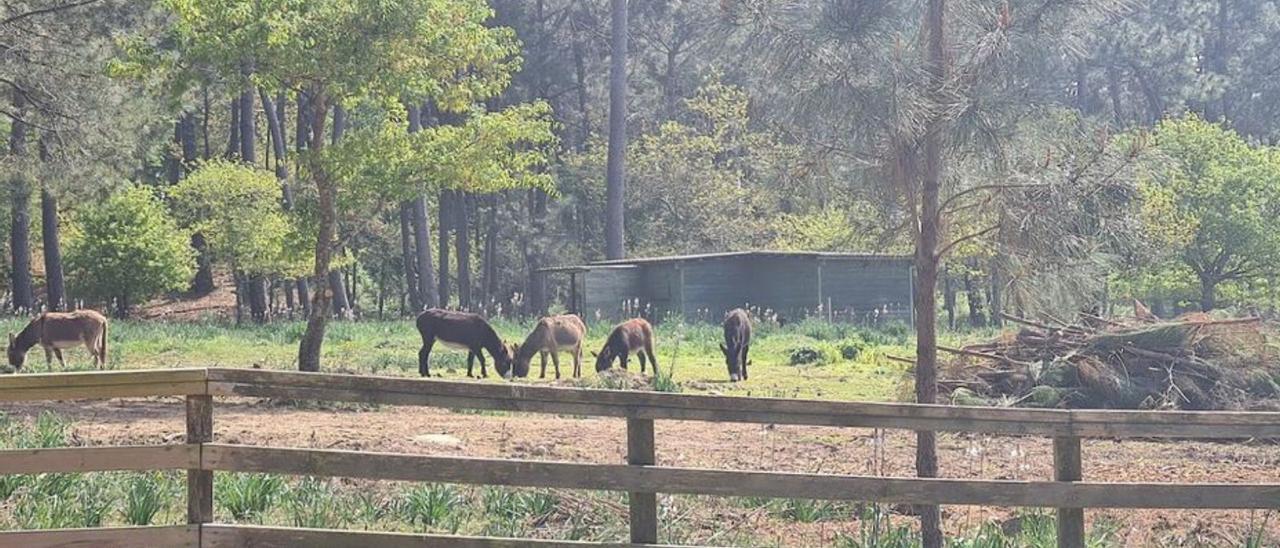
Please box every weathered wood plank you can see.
[0,525,198,548]
[201,524,677,547]
[187,395,214,525]
[1054,437,1084,548]
[627,418,658,544]
[0,368,206,389]
[0,381,208,402]
[201,444,1280,509]
[206,367,1280,438]
[0,444,198,474]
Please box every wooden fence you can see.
[0,368,1277,547]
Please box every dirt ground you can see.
[3,396,1278,546]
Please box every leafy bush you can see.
[64,185,194,316]
[788,345,832,366]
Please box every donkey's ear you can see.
[590,351,599,358]
[7,333,13,345]
[718,342,728,355]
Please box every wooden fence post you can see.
[627,417,658,544]
[187,395,213,526]
[1054,436,1084,548]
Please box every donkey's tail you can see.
[99,320,109,367]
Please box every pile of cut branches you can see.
[941,303,1280,410]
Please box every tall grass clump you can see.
[216,473,285,522]
[398,483,464,532]
[122,472,178,525]
[284,477,347,529]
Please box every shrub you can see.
[64,185,195,317]
[284,477,347,529]
[788,345,833,366]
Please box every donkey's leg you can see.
[573,346,582,378]
[466,351,476,378]
[550,351,562,380]
[620,351,630,371]
[645,341,659,376]
[44,347,54,369]
[476,350,488,378]
[419,339,435,377]
[637,350,647,374]
[539,352,548,379]
[741,343,750,380]
[54,349,67,369]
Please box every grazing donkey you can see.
[415,308,513,378]
[592,318,658,375]
[720,308,752,382]
[7,310,109,370]
[512,314,587,379]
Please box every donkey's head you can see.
[7,333,25,369]
[493,342,519,379]
[502,342,530,379]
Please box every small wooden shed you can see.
[539,251,913,324]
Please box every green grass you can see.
[0,317,917,402]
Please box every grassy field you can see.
[0,316,924,402]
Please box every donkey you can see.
[512,314,587,379]
[720,308,752,382]
[415,308,513,378]
[7,310,109,371]
[593,318,658,375]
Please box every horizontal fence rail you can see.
[1,367,1278,548]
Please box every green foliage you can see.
[169,160,306,277]
[284,477,347,529]
[398,483,463,531]
[216,473,286,522]
[327,101,558,202]
[64,185,195,311]
[1139,115,1280,308]
[122,472,178,526]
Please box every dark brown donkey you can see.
[720,308,752,382]
[512,314,587,379]
[593,318,658,375]
[7,310,109,370]
[416,308,513,378]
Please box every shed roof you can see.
[537,250,911,274]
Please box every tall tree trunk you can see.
[942,270,956,330]
[259,89,292,206]
[572,40,592,150]
[413,197,437,309]
[298,92,332,372]
[604,0,628,260]
[38,139,65,312]
[526,189,549,316]
[483,196,499,303]
[293,90,311,318]
[226,98,240,160]
[400,202,422,313]
[989,260,1004,327]
[166,120,184,184]
[8,89,33,312]
[1200,276,1217,312]
[179,111,198,169]
[916,0,946,545]
[239,86,269,324]
[455,193,472,310]
[438,190,452,307]
[201,86,211,159]
[964,266,984,327]
[326,104,351,318]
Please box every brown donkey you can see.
[7,310,109,370]
[415,308,513,378]
[593,318,658,375]
[512,314,587,379]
